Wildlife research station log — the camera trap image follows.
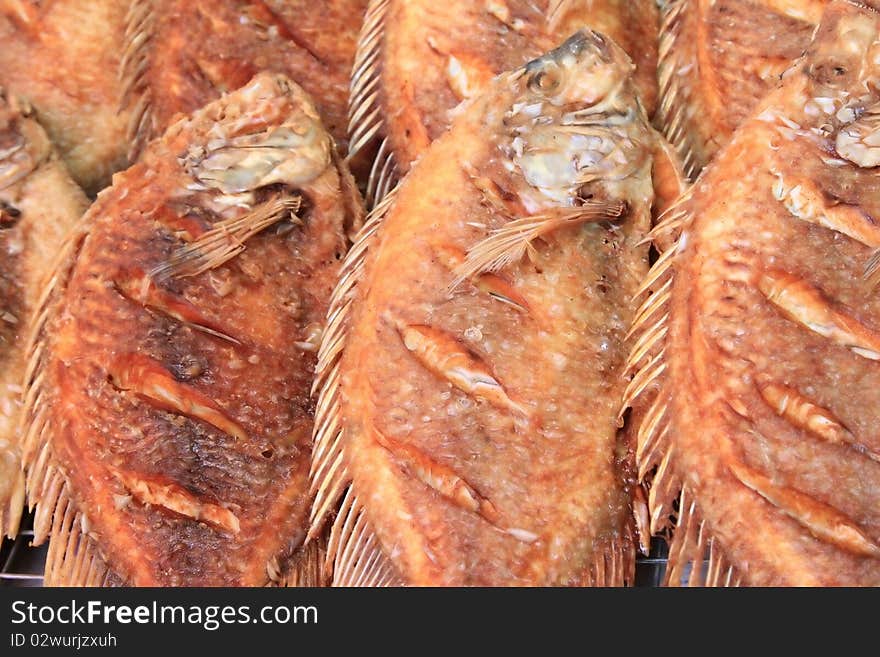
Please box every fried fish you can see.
[0,91,88,541]
[22,73,363,586]
[309,31,677,586]
[348,0,659,205]
[0,0,131,195]
[627,0,880,586]
[121,0,368,164]
[657,0,830,176]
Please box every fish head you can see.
[500,30,653,210]
[795,2,880,168]
[182,73,333,202]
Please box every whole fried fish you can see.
[22,73,363,586]
[0,92,88,541]
[0,0,131,195]
[658,0,830,176]
[310,31,676,586]
[627,0,880,586]
[349,0,659,205]
[122,0,368,164]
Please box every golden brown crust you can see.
[123,0,368,162]
[24,74,362,586]
[631,0,880,586]
[0,91,87,539]
[0,0,131,195]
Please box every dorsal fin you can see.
[347,0,398,208]
[20,219,90,526]
[119,0,156,162]
[655,0,701,178]
[327,488,403,586]
[308,188,399,539]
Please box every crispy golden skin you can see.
[23,74,363,586]
[0,0,130,195]
[658,0,829,176]
[311,32,668,586]
[350,0,658,203]
[629,0,880,586]
[0,92,87,540]
[123,0,368,162]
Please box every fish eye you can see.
[528,66,562,94]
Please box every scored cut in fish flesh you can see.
[309,31,677,586]
[121,0,369,165]
[657,0,830,176]
[348,0,659,205]
[0,0,131,195]
[627,0,880,586]
[22,73,364,586]
[0,90,88,540]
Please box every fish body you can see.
[0,91,88,540]
[349,0,659,204]
[658,0,830,176]
[311,31,669,586]
[0,0,131,195]
[123,0,368,163]
[23,73,363,586]
[629,0,880,586]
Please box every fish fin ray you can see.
[347,0,391,165]
[150,196,301,280]
[20,221,89,539]
[328,488,403,587]
[119,0,155,162]
[656,0,702,177]
[451,201,626,289]
[308,189,399,538]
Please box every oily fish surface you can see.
[23,74,360,586]
[635,0,880,585]
[0,0,130,195]
[367,0,658,174]
[0,93,88,540]
[658,0,828,175]
[124,0,368,161]
[330,33,657,585]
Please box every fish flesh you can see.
[657,0,830,176]
[310,31,677,585]
[0,91,88,541]
[627,0,880,586]
[121,0,368,164]
[22,73,363,586]
[348,0,659,205]
[0,0,131,195]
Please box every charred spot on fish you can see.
[0,201,21,228]
[171,355,208,382]
[261,449,274,460]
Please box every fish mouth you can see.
[524,29,612,76]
